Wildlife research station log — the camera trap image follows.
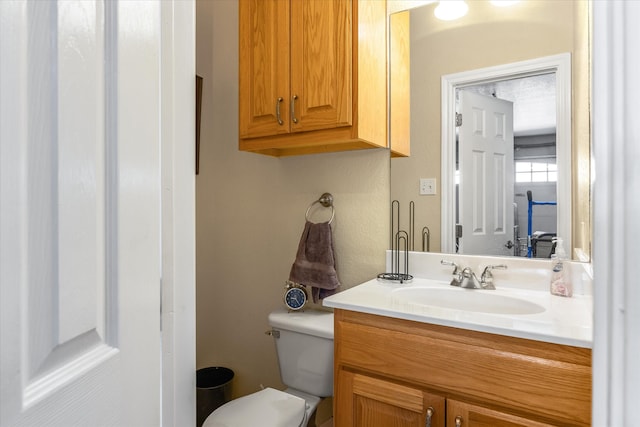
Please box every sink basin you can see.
[391,287,546,315]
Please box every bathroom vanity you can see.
[323,254,593,426]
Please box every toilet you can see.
[203,308,334,427]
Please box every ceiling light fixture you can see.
[434,1,469,21]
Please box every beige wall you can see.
[196,0,389,399]
[390,0,590,257]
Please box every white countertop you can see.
[323,276,593,348]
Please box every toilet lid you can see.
[203,387,306,427]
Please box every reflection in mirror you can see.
[459,75,557,257]
[388,0,591,261]
[441,54,571,258]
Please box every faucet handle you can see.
[441,259,461,274]
[441,260,463,287]
[480,264,507,289]
[482,264,508,274]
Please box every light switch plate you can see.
[420,178,436,195]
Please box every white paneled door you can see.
[458,90,514,256]
[0,1,194,425]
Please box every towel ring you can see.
[305,193,335,224]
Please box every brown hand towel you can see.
[289,221,341,303]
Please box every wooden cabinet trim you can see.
[389,10,410,157]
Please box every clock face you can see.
[284,286,307,311]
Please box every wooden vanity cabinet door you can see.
[447,399,556,427]
[335,370,445,427]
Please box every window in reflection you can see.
[515,162,557,183]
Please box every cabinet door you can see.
[290,0,352,133]
[239,0,290,138]
[336,370,445,427]
[447,399,556,427]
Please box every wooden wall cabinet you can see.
[334,309,592,427]
[239,0,388,157]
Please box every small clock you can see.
[284,282,307,311]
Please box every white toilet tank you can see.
[268,309,334,397]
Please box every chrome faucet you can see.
[441,260,507,290]
[459,267,482,289]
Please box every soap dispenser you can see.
[550,238,572,297]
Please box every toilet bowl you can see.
[203,387,307,427]
[202,309,334,427]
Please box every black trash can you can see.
[196,367,234,427]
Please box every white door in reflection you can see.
[458,91,514,256]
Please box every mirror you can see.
[388,0,591,261]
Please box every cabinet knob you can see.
[291,95,299,124]
[455,415,463,427]
[425,407,434,427]
[276,97,284,125]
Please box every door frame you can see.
[160,2,196,426]
[441,53,572,254]
[592,1,640,423]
